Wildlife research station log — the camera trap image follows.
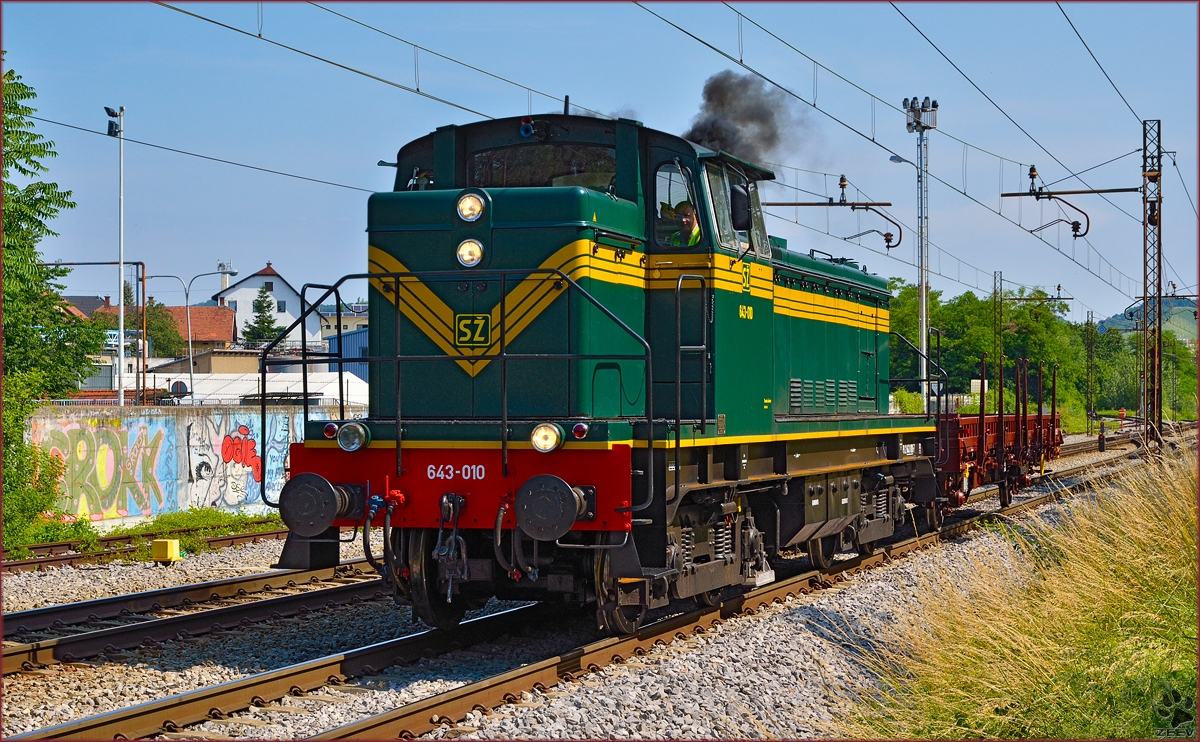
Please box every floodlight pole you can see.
[106,106,126,406]
[903,96,937,412]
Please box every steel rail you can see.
[316,446,1188,740]
[2,529,290,573]
[4,574,384,675]
[16,430,1195,740]
[2,519,280,561]
[311,462,1119,739]
[4,558,371,636]
[12,604,557,741]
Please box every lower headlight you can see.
[336,422,371,452]
[457,239,484,267]
[531,422,564,453]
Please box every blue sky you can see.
[5,2,1196,322]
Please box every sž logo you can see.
[454,313,491,348]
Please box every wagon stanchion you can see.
[977,353,987,486]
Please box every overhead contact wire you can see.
[1056,2,1140,124]
[638,2,1136,298]
[890,2,1143,228]
[28,114,374,193]
[154,2,494,120]
[306,3,611,119]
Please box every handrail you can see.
[886,330,949,425]
[259,267,656,515]
[674,274,709,506]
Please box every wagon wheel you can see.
[807,535,838,570]
[693,588,722,607]
[856,537,876,557]
[594,550,645,635]
[406,528,469,629]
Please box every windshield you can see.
[468,143,617,192]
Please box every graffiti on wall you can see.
[31,406,354,523]
[184,411,297,513]
[37,419,179,521]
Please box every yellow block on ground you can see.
[152,538,182,564]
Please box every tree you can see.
[92,281,186,358]
[2,57,104,395]
[241,284,284,343]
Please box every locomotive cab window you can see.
[654,162,704,249]
[468,143,616,192]
[706,162,770,258]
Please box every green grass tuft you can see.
[829,449,1198,739]
[101,508,284,561]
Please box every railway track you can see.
[2,559,377,675]
[16,442,1171,742]
[1,524,289,573]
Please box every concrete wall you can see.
[29,404,368,525]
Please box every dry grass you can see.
[828,450,1198,739]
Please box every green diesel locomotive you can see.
[274,114,941,633]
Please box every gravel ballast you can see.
[2,534,370,613]
[3,439,1180,739]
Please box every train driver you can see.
[664,200,702,247]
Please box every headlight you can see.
[457,239,484,267]
[531,422,564,453]
[336,422,371,452]
[456,193,484,222]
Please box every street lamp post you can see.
[105,106,125,405]
[895,96,938,411]
[149,268,238,404]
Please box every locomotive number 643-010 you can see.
[427,464,487,480]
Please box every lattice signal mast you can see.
[1142,120,1163,444]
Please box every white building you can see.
[211,262,322,346]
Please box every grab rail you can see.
[258,268,655,515]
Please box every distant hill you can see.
[1101,297,1197,342]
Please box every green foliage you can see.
[892,389,925,414]
[888,279,1198,431]
[92,281,186,357]
[2,57,104,395]
[241,284,284,343]
[101,507,283,560]
[2,371,99,551]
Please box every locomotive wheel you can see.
[807,535,837,570]
[856,539,876,557]
[406,528,469,629]
[594,551,645,635]
[694,588,722,608]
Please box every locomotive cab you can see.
[274,114,941,634]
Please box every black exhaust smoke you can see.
[681,69,804,165]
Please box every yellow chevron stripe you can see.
[369,240,645,378]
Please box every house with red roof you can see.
[210,262,322,345]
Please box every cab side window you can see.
[705,165,736,247]
[748,182,770,258]
[727,168,752,255]
[654,162,703,249]
[706,162,769,258]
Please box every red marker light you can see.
[323,423,338,439]
[572,423,589,439]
